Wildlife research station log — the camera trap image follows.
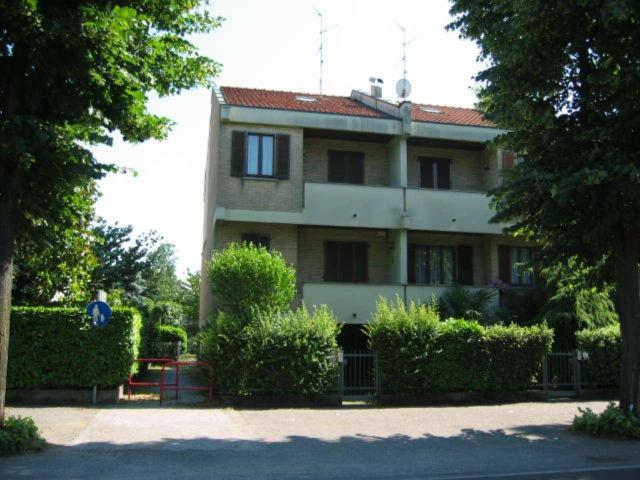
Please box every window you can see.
[324,241,368,283]
[499,246,533,286]
[241,233,271,250]
[328,150,364,184]
[409,245,455,285]
[230,131,290,179]
[246,133,274,177]
[418,157,451,189]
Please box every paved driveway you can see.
[1,400,639,479]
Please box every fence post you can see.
[574,350,581,398]
[542,353,549,395]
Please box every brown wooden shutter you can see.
[349,153,365,184]
[407,243,416,284]
[328,151,346,182]
[324,241,338,281]
[275,134,290,179]
[419,158,435,188]
[438,158,451,190]
[498,246,511,283]
[457,245,473,285]
[354,242,369,282]
[231,131,246,177]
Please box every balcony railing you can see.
[405,188,505,234]
[303,182,404,229]
[303,182,506,233]
[302,282,500,324]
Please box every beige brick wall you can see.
[407,146,485,191]
[407,231,489,286]
[297,227,393,285]
[303,138,391,186]
[216,123,304,212]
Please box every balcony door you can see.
[419,157,451,190]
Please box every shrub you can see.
[8,307,141,389]
[0,416,46,456]
[576,325,621,387]
[573,403,640,439]
[438,286,496,323]
[208,243,296,317]
[157,324,188,345]
[203,306,341,396]
[149,301,184,326]
[366,297,553,395]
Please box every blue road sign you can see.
[86,301,112,327]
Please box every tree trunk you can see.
[0,195,15,426]
[616,229,640,415]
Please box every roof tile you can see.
[220,87,494,127]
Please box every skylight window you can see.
[295,96,318,103]
[420,106,443,114]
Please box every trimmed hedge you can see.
[203,306,340,396]
[366,298,553,395]
[157,324,188,345]
[8,307,141,389]
[576,325,621,387]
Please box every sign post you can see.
[86,292,111,404]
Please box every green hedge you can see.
[8,307,141,389]
[157,324,188,345]
[203,306,340,396]
[367,298,553,395]
[576,325,621,387]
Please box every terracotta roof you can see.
[411,103,493,127]
[220,86,494,127]
[220,87,387,118]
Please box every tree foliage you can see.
[449,0,640,413]
[0,0,221,423]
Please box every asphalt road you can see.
[1,400,639,479]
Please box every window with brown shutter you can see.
[418,157,451,190]
[498,245,534,286]
[231,130,289,179]
[324,241,368,282]
[328,151,364,184]
[457,245,473,285]
[409,245,455,285]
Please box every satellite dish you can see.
[396,79,412,99]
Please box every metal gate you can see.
[340,351,378,400]
[538,351,581,397]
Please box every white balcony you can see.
[405,188,505,234]
[302,282,500,324]
[303,182,404,229]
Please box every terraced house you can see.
[200,85,532,346]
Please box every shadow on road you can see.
[2,420,639,479]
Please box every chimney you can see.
[369,77,384,98]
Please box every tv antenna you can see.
[314,6,337,95]
[395,22,420,99]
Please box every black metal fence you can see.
[340,351,379,399]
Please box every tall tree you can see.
[0,1,221,424]
[13,184,98,306]
[91,220,159,305]
[449,0,640,412]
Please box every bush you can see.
[573,403,640,439]
[576,325,621,387]
[8,307,141,389]
[149,301,184,326]
[203,306,341,396]
[0,416,46,455]
[208,243,296,317]
[366,297,553,395]
[439,286,496,324]
[157,324,188,345]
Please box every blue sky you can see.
[93,0,481,277]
